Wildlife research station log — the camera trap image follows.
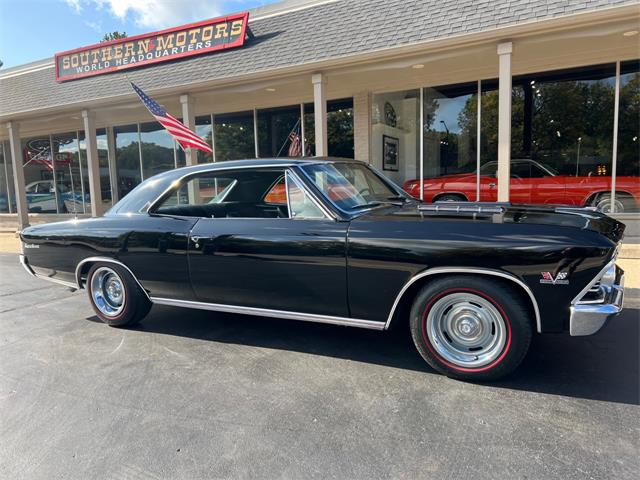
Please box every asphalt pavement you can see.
[0,252,638,479]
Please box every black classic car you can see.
[19,158,626,380]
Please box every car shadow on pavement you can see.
[90,305,639,406]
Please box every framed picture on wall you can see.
[383,135,399,171]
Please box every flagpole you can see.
[276,117,301,158]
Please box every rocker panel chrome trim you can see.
[150,296,386,330]
[385,267,542,333]
[75,256,151,301]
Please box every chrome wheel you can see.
[426,292,507,368]
[596,197,624,214]
[90,266,125,317]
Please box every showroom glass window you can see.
[196,115,213,164]
[304,98,355,158]
[617,60,639,212]
[423,82,478,180]
[21,135,74,214]
[114,124,142,199]
[510,64,616,206]
[214,110,255,162]
[371,89,420,187]
[53,132,86,214]
[79,129,112,207]
[0,142,15,213]
[140,121,176,180]
[257,105,300,158]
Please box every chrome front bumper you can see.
[569,265,625,336]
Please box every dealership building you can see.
[0,0,638,228]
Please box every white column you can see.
[610,61,621,212]
[353,91,371,162]
[6,121,29,229]
[312,73,328,157]
[497,42,513,202]
[180,94,197,166]
[105,126,119,203]
[81,110,104,217]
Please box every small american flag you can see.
[130,82,212,154]
[288,131,302,157]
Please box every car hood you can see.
[355,202,625,244]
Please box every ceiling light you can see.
[411,64,425,69]
[623,30,639,36]
[265,87,276,92]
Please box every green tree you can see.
[101,31,127,42]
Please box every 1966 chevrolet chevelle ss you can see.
[19,158,626,380]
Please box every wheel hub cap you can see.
[91,267,125,317]
[426,292,507,368]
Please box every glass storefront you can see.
[0,142,15,213]
[304,98,355,158]
[214,110,255,162]
[257,105,300,158]
[5,61,636,217]
[196,115,214,164]
[21,134,80,214]
[617,60,640,212]
[381,61,639,212]
[139,122,176,180]
[509,65,617,208]
[423,82,478,181]
[114,124,142,199]
[371,89,420,187]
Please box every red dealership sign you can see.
[55,12,249,82]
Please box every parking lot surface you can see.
[1,252,638,479]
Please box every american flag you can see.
[130,82,213,153]
[288,131,302,157]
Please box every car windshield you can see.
[300,162,404,210]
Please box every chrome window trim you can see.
[210,179,238,204]
[150,296,385,330]
[385,267,542,333]
[20,254,79,289]
[285,170,331,220]
[75,256,151,301]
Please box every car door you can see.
[509,162,533,204]
[525,161,566,205]
[186,168,349,317]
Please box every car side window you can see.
[286,172,325,219]
[529,164,550,178]
[153,169,291,219]
[263,176,287,204]
[511,162,531,179]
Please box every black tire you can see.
[436,193,466,202]
[592,193,635,214]
[86,262,151,327]
[409,275,533,381]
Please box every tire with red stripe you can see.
[409,276,532,381]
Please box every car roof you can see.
[160,156,362,178]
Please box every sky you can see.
[0,0,277,69]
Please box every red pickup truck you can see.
[403,159,639,213]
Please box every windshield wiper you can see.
[349,201,384,210]
[387,195,409,203]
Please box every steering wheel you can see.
[358,187,371,196]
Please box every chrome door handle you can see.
[488,183,496,188]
